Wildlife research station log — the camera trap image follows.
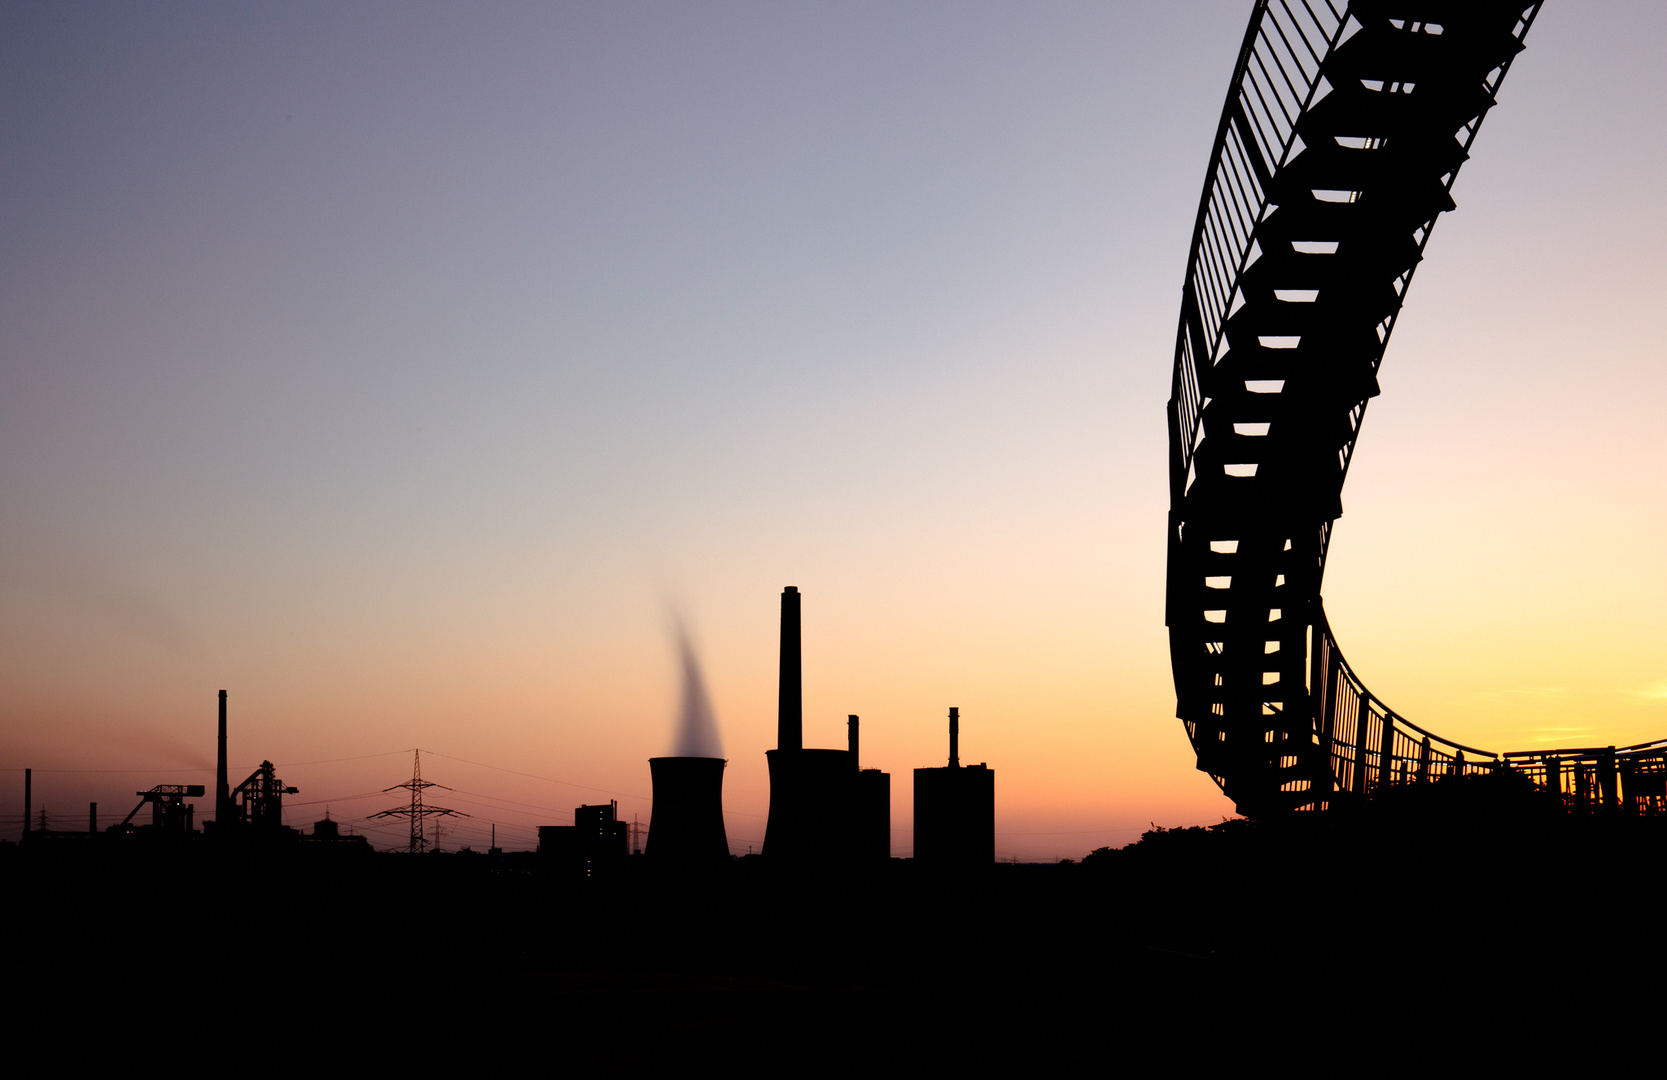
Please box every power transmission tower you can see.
[369,749,467,853]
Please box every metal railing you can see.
[1310,608,1499,807]
[1502,742,1667,815]
[1170,0,1348,507]
[1310,607,1667,815]
[1166,0,1558,816]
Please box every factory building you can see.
[762,586,891,864]
[114,783,206,835]
[914,708,994,868]
[539,801,629,877]
[853,715,891,862]
[22,690,301,846]
[203,691,300,839]
[301,814,372,851]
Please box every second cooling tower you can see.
[646,756,729,866]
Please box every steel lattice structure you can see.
[1164,0,1569,815]
[370,749,466,853]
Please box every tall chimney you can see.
[89,802,97,835]
[22,768,31,835]
[777,587,802,752]
[948,707,960,768]
[216,689,230,826]
[848,714,859,769]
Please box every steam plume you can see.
[96,725,215,771]
[672,617,723,758]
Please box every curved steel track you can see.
[1164,1,1666,816]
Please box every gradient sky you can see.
[2,2,1663,857]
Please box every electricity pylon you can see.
[369,749,466,853]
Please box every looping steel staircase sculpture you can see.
[1162,1,1667,816]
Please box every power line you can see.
[285,790,388,809]
[0,767,215,774]
[419,749,650,802]
[273,750,415,768]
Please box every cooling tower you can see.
[646,756,730,866]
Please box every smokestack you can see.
[23,768,30,835]
[216,689,229,826]
[777,587,802,752]
[948,707,960,768]
[647,757,730,866]
[848,714,859,769]
[89,802,97,835]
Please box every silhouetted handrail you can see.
[1164,0,1667,819]
[1165,2,1556,815]
[1503,738,1667,760]
[1313,606,1496,761]
[1314,604,1667,814]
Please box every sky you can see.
[2,2,1663,858]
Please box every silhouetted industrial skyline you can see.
[6,3,1662,860]
[6,2,1667,1067]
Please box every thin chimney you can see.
[216,689,230,826]
[848,714,859,769]
[22,768,31,835]
[948,707,960,768]
[777,587,802,751]
[89,802,97,836]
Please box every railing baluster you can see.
[1378,713,1396,791]
[1598,747,1617,814]
[1352,696,1370,796]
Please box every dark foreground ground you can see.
[5,793,1665,1069]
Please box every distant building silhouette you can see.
[914,708,993,868]
[852,715,891,861]
[116,783,206,834]
[540,801,628,877]
[762,587,891,864]
[300,814,372,853]
[212,762,298,835]
[203,692,299,838]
